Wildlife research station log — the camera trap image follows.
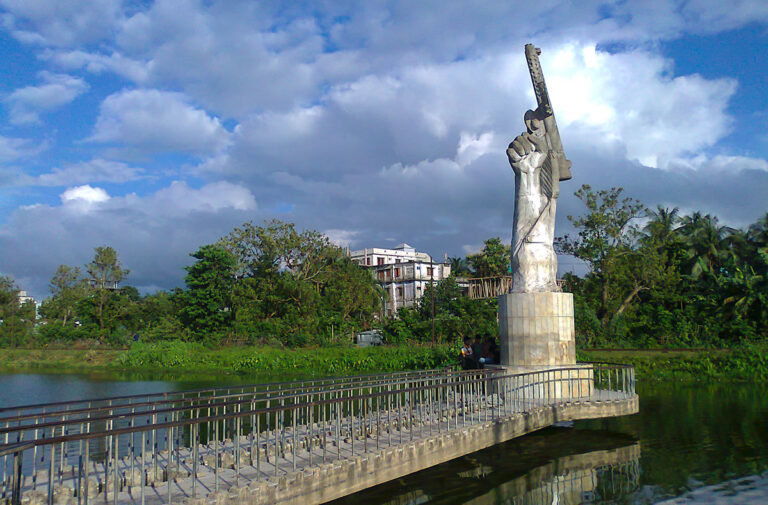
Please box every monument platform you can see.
[498,291,576,366]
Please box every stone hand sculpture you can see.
[507,110,559,293]
[506,44,571,294]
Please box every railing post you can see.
[11,447,23,505]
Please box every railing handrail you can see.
[0,363,634,451]
[0,441,34,458]
[0,369,493,435]
[0,367,461,418]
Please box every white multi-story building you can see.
[349,243,451,317]
[17,291,36,306]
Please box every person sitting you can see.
[460,337,475,370]
[471,336,483,368]
[479,337,498,366]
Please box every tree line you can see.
[0,220,381,347]
[0,186,765,348]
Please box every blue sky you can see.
[0,0,766,299]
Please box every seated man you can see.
[460,337,475,370]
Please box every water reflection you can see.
[329,428,640,505]
[655,473,768,504]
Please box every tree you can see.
[555,185,659,329]
[47,265,88,326]
[0,276,20,346]
[85,246,129,335]
[177,245,236,336]
[678,212,736,279]
[467,238,510,278]
[447,256,471,276]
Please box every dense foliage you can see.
[2,221,381,347]
[1,187,765,352]
[559,185,768,348]
[382,277,497,344]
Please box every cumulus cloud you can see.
[39,49,151,83]
[89,89,231,155]
[547,44,736,168]
[1,1,767,299]
[4,71,88,124]
[0,180,258,297]
[33,159,144,186]
[202,42,740,186]
[0,0,121,47]
[0,135,46,163]
[60,184,110,204]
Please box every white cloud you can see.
[324,229,359,248]
[60,185,110,204]
[34,159,144,186]
[0,135,46,163]
[39,49,151,83]
[5,71,88,124]
[89,89,231,155]
[2,1,767,299]
[148,181,256,217]
[0,180,258,297]
[0,0,121,47]
[547,44,737,168]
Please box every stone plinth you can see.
[498,292,575,367]
[488,364,594,399]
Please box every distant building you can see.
[17,290,36,306]
[17,290,39,318]
[349,243,451,317]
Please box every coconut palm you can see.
[678,212,736,278]
[644,205,680,242]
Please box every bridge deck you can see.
[0,365,636,505]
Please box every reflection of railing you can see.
[0,364,635,505]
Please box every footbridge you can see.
[0,364,637,505]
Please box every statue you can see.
[507,44,572,293]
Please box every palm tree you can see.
[644,205,680,242]
[678,213,735,278]
[747,213,768,249]
[447,256,471,277]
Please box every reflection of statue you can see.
[507,44,571,293]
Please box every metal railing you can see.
[0,364,634,505]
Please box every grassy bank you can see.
[0,341,460,378]
[1,342,767,382]
[579,344,768,382]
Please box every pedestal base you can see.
[487,364,594,399]
[498,292,575,367]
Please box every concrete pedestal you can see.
[498,292,575,367]
[487,363,594,399]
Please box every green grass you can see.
[0,341,461,378]
[1,341,767,382]
[579,343,768,382]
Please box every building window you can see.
[397,287,404,298]
[426,267,434,276]
[377,257,385,265]
[396,259,401,263]
[366,257,371,266]
[378,271,385,281]
[394,267,401,277]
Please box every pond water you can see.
[1,373,767,504]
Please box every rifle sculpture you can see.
[507,44,571,293]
